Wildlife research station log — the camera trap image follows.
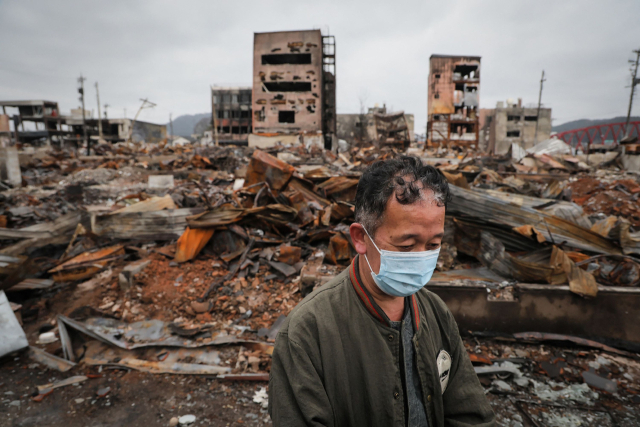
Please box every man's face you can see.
[351,188,446,276]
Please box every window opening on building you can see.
[262,53,312,65]
[263,82,311,92]
[278,111,295,123]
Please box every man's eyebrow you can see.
[394,232,444,241]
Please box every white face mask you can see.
[362,226,440,297]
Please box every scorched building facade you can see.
[211,86,252,144]
[427,54,481,148]
[252,30,336,148]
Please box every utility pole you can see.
[169,113,174,141]
[211,86,219,146]
[127,98,156,143]
[104,104,109,119]
[534,70,546,143]
[95,82,103,143]
[624,49,640,139]
[77,74,88,155]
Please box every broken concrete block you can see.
[119,259,151,290]
[148,174,174,189]
[0,147,22,187]
[190,300,211,313]
[0,291,28,357]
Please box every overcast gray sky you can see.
[1,0,639,133]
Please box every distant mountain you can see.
[167,113,210,136]
[194,117,212,136]
[553,116,640,133]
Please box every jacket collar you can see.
[348,255,421,331]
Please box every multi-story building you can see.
[337,105,414,148]
[480,99,552,154]
[251,30,336,148]
[427,55,481,148]
[0,100,66,144]
[211,86,252,144]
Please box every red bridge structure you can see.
[555,121,640,151]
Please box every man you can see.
[269,156,495,427]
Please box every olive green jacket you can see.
[269,257,495,426]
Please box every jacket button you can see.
[387,334,394,341]
[393,392,400,399]
[427,395,432,402]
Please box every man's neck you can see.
[357,255,405,322]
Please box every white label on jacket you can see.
[437,350,452,394]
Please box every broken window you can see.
[222,126,230,133]
[262,53,312,65]
[524,116,538,122]
[507,115,520,122]
[507,130,520,137]
[263,82,312,92]
[254,109,265,122]
[231,126,240,134]
[217,111,224,119]
[240,126,248,134]
[232,94,238,103]
[222,94,231,103]
[223,110,230,119]
[453,64,478,79]
[240,110,250,119]
[278,111,295,123]
[434,93,440,99]
[231,110,240,119]
[435,74,441,79]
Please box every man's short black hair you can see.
[354,156,450,235]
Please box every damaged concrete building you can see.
[480,99,552,155]
[427,55,481,148]
[211,86,252,145]
[0,100,166,145]
[66,117,167,145]
[250,30,336,149]
[0,100,67,145]
[337,105,414,148]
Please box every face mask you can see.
[362,226,440,298]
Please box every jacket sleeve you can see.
[442,310,496,427]
[269,331,334,427]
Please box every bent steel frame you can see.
[556,121,640,151]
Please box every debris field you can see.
[1,137,640,426]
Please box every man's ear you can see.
[349,223,368,255]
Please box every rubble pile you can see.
[465,335,640,426]
[1,138,640,424]
[2,141,408,381]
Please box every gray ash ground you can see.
[3,336,640,427]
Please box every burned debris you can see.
[0,133,639,424]
[1,28,640,426]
